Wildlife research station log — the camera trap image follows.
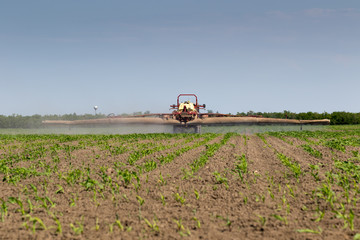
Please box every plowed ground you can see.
[0,132,359,239]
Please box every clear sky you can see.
[1,0,359,116]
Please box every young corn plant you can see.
[192,217,201,229]
[136,195,145,207]
[297,227,323,234]
[272,214,288,225]
[8,196,26,215]
[174,218,191,236]
[70,216,84,235]
[160,194,166,206]
[216,215,232,231]
[213,171,229,189]
[301,144,322,158]
[144,218,159,232]
[335,208,355,230]
[69,193,78,207]
[194,189,200,200]
[314,206,325,222]
[48,212,62,235]
[158,172,167,185]
[94,217,100,231]
[309,164,320,181]
[256,215,267,228]
[55,184,64,194]
[27,198,34,214]
[23,214,47,233]
[109,219,124,233]
[277,153,302,180]
[0,199,8,222]
[174,192,186,205]
[232,154,248,182]
[174,218,185,231]
[181,168,194,180]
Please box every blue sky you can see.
[1,1,359,115]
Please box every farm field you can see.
[1,126,360,239]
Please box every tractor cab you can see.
[170,94,206,124]
[179,101,196,113]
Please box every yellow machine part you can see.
[179,101,196,112]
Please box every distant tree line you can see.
[0,113,106,128]
[0,111,359,128]
[236,111,360,125]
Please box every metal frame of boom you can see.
[173,124,201,134]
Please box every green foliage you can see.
[70,217,84,235]
[232,154,248,182]
[144,218,159,232]
[276,153,302,180]
[23,214,47,233]
[213,171,229,188]
[189,133,235,174]
[297,227,322,234]
[301,144,323,158]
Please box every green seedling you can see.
[354,233,360,240]
[158,172,167,185]
[297,227,322,234]
[144,218,159,232]
[136,195,145,206]
[213,171,229,188]
[27,199,33,213]
[69,193,78,207]
[233,154,248,182]
[277,153,302,180]
[335,208,355,230]
[272,214,288,225]
[192,217,201,228]
[216,215,232,230]
[160,194,166,206]
[257,215,267,227]
[8,196,25,215]
[49,212,62,235]
[301,144,322,158]
[115,219,124,231]
[286,184,296,199]
[181,168,193,180]
[314,208,325,222]
[133,182,141,193]
[0,199,8,222]
[174,218,191,236]
[309,164,320,181]
[268,187,274,200]
[110,219,124,233]
[179,229,191,237]
[23,214,47,233]
[243,196,248,204]
[30,184,38,195]
[70,216,84,235]
[174,193,186,205]
[94,217,100,231]
[174,218,185,231]
[194,189,200,200]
